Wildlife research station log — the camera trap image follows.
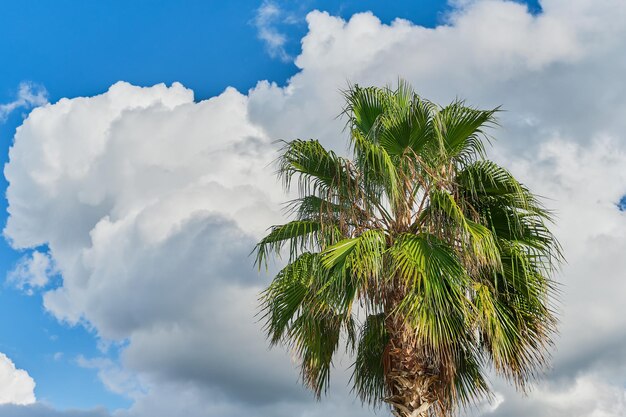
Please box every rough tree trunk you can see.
[384,317,446,417]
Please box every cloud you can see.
[0,404,109,417]
[0,353,36,406]
[245,2,626,410]
[76,356,145,399]
[462,136,626,417]
[0,82,48,122]
[4,81,309,412]
[504,138,626,379]
[113,379,374,417]
[487,375,626,417]
[252,1,294,61]
[5,0,626,416]
[7,250,57,294]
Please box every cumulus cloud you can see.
[3,81,318,414]
[5,0,626,416]
[488,375,626,417]
[249,0,626,155]
[7,250,57,294]
[0,82,48,122]
[505,138,626,378]
[116,381,375,417]
[0,353,36,406]
[245,2,626,410]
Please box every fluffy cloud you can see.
[249,0,626,153]
[479,137,626,417]
[4,82,305,408]
[509,139,626,378]
[0,353,36,406]
[489,375,626,417]
[5,0,626,416]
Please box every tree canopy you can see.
[254,81,561,417]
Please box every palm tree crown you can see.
[254,81,561,417]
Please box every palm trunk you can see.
[384,314,447,417]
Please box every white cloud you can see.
[5,0,626,416]
[4,81,306,412]
[0,353,36,406]
[487,375,626,417]
[7,250,57,294]
[0,82,48,121]
[252,1,293,61]
[77,356,144,399]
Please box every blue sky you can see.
[0,1,624,416]
[0,0,454,102]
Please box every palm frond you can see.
[278,139,354,199]
[427,189,501,268]
[260,252,324,344]
[453,344,490,409]
[352,313,389,407]
[290,308,343,397]
[391,234,470,353]
[431,101,499,164]
[342,84,386,137]
[255,220,339,267]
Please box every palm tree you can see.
[254,81,561,417]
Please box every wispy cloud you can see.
[252,1,293,62]
[7,250,57,295]
[76,356,145,399]
[0,82,48,122]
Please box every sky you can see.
[0,0,625,416]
